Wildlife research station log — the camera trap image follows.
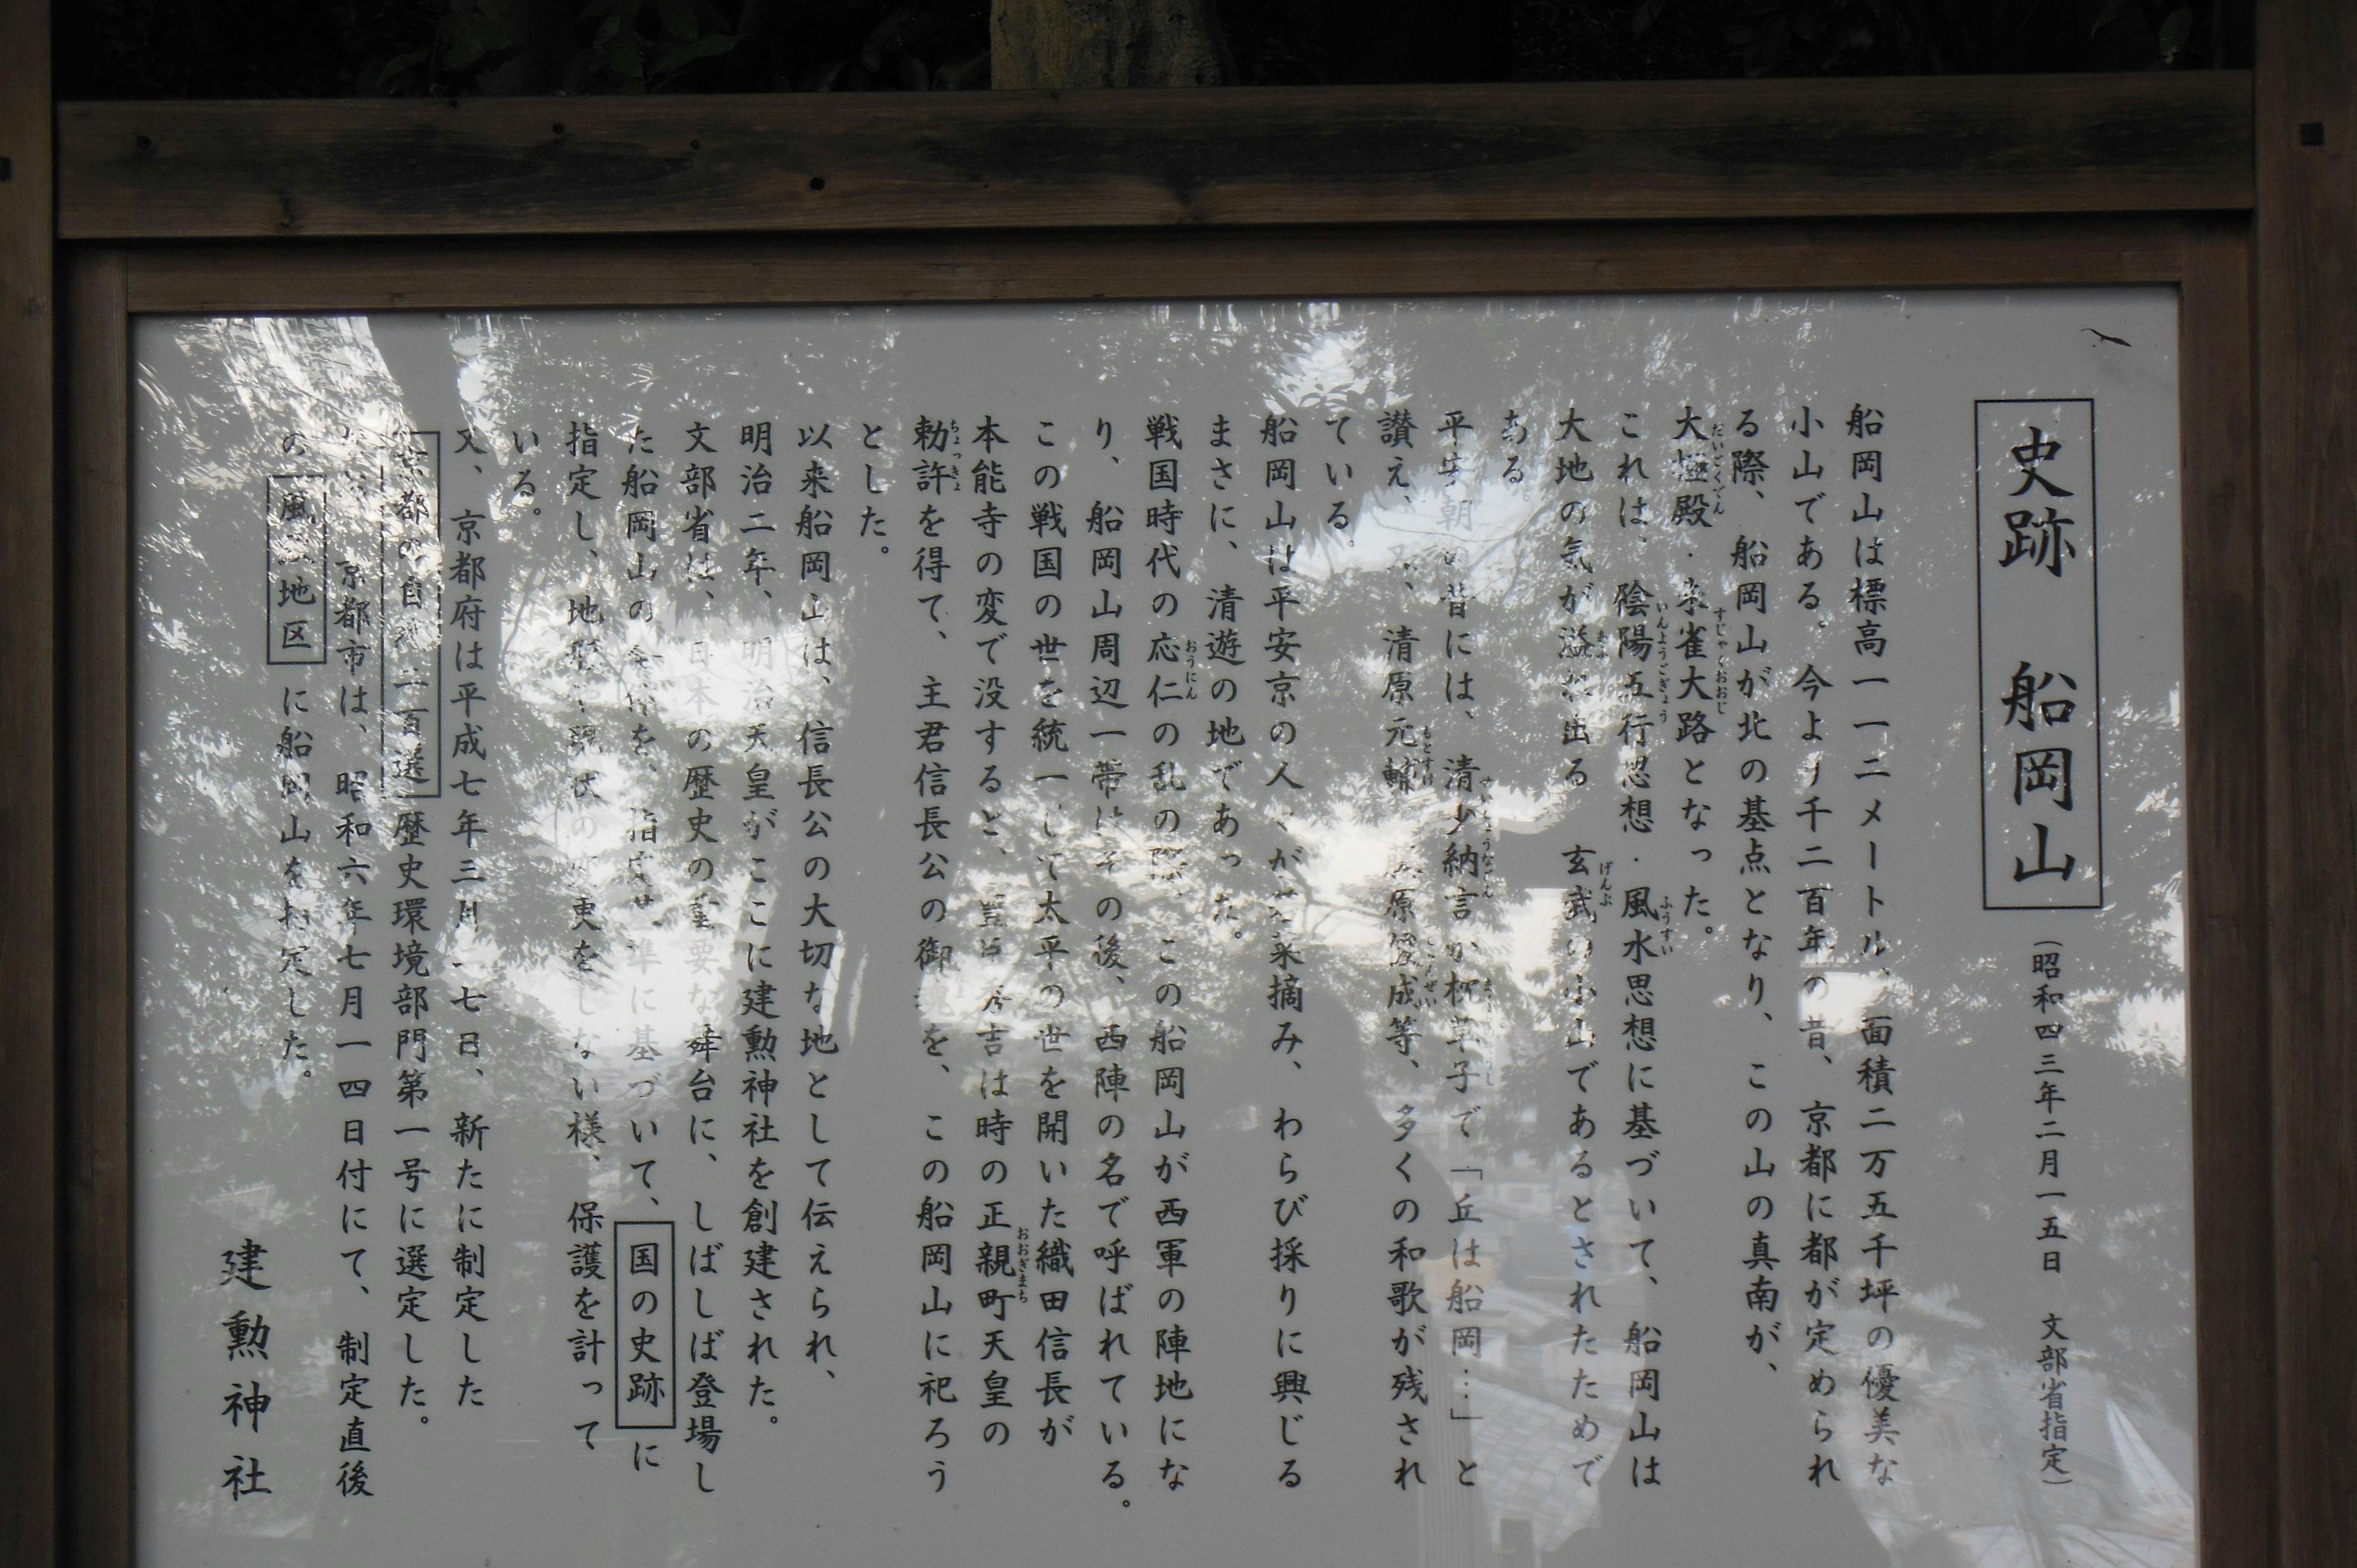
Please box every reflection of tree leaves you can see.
[141,300,2197,1559]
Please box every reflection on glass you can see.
[131,293,2191,1567]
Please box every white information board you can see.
[131,290,2195,1567]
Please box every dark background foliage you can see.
[56,0,2244,99]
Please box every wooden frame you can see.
[56,74,2254,239]
[54,207,2267,1567]
[2253,7,2357,1563]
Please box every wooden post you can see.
[2257,0,2357,1562]
[62,241,130,1568]
[991,0,1229,88]
[0,0,57,1559]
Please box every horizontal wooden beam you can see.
[117,216,2204,315]
[60,72,2253,241]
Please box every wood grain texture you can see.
[2256,1,2357,1564]
[120,215,2202,315]
[63,247,131,1568]
[58,72,2256,242]
[72,218,2277,1556]
[0,1,58,1563]
[2178,218,2277,1568]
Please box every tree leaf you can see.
[935,49,989,91]
[860,6,934,71]
[373,48,432,91]
[2089,0,2140,35]
[442,14,517,74]
[2157,5,2193,62]
[652,29,737,77]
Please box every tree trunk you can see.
[991,0,1231,88]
